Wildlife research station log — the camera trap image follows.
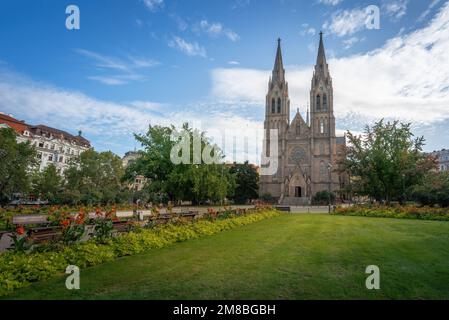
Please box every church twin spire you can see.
[314,31,329,79]
[272,38,285,84]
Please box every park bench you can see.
[28,226,62,243]
[276,206,291,212]
[12,214,62,244]
[12,214,49,226]
[150,213,172,225]
[179,211,199,222]
[112,220,132,233]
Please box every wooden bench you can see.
[12,215,62,244]
[276,206,291,212]
[149,213,172,225]
[112,220,132,233]
[28,226,62,243]
[12,214,49,226]
[179,211,199,222]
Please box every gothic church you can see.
[260,33,346,205]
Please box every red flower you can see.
[16,225,25,235]
[60,219,71,228]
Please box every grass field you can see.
[5,214,449,300]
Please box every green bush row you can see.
[333,205,449,221]
[0,209,281,297]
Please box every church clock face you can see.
[289,147,306,164]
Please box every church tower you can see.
[260,39,291,197]
[310,32,338,193]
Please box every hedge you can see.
[333,205,449,221]
[0,209,281,297]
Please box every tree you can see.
[412,172,449,207]
[126,124,236,204]
[32,165,63,203]
[0,128,37,205]
[229,162,259,204]
[340,120,435,204]
[313,191,336,205]
[62,149,126,205]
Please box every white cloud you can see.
[0,70,264,162]
[383,0,409,21]
[198,20,240,42]
[228,61,240,65]
[318,0,343,5]
[211,2,449,124]
[75,49,159,85]
[168,36,207,58]
[342,36,365,49]
[418,0,442,22]
[141,0,164,12]
[300,24,317,36]
[322,7,369,37]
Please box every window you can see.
[50,144,55,150]
[316,95,321,110]
[37,152,42,160]
[320,119,325,134]
[38,142,44,148]
[271,98,276,114]
[59,156,64,163]
[323,94,328,110]
[277,98,282,113]
[48,155,53,162]
[296,124,300,135]
[320,161,327,179]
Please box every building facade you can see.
[122,151,147,191]
[259,34,346,205]
[431,149,449,172]
[0,113,90,173]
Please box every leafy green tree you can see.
[126,124,236,204]
[0,128,37,205]
[412,172,449,207]
[229,162,259,204]
[32,165,62,203]
[313,191,336,205]
[62,149,126,205]
[340,120,435,204]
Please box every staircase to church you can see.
[281,197,311,206]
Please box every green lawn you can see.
[5,214,449,300]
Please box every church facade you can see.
[260,33,346,205]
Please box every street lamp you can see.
[327,163,333,213]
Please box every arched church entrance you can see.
[288,172,307,198]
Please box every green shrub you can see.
[333,205,449,221]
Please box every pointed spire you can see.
[315,32,328,76]
[306,103,310,126]
[317,32,326,63]
[272,38,285,84]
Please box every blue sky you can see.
[0,0,448,163]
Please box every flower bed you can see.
[0,208,281,297]
[333,205,449,221]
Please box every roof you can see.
[0,113,28,134]
[30,125,90,147]
[0,112,90,147]
[336,136,346,145]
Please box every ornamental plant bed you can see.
[333,205,449,221]
[0,208,281,297]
